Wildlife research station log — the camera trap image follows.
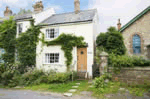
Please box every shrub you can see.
[0,64,78,87]
[96,27,126,55]
[94,73,112,93]
[108,54,150,73]
[21,68,46,85]
[0,63,21,86]
[48,72,75,83]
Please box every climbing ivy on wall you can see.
[16,19,41,67]
[45,33,86,71]
[0,17,86,72]
[0,17,16,64]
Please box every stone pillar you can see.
[99,52,108,76]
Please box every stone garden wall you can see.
[108,67,150,85]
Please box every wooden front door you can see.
[77,48,87,72]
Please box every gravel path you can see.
[0,88,150,99]
[0,89,63,99]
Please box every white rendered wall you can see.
[16,21,31,38]
[32,8,55,25]
[36,22,95,77]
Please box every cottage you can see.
[0,0,99,78]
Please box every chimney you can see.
[33,1,44,13]
[4,6,13,17]
[117,19,121,31]
[74,0,80,14]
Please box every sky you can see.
[0,0,150,33]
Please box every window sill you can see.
[45,37,58,41]
[43,63,61,65]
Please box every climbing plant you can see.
[0,17,86,72]
[0,16,16,64]
[16,19,41,68]
[45,33,86,71]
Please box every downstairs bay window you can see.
[45,53,59,64]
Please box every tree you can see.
[96,27,126,55]
[17,8,32,15]
[0,17,16,63]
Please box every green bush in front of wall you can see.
[45,33,86,71]
[0,17,16,64]
[108,54,150,73]
[16,19,41,68]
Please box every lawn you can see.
[24,80,88,93]
[1,79,149,98]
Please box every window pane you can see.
[45,53,59,63]
[18,24,23,34]
[133,35,141,54]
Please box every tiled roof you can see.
[39,9,97,26]
[15,13,32,20]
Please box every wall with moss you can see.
[108,67,150,85]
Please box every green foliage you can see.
[0,64,78,87]
[94,73,112,93]
[109,54,150,73]
[0,17,16,63]
[45,33,86,71]
[0,63,21,86]
[48,72,71,83]
[109,54,150,67]
[17,8,32,15]
[96,27,126,55]
[16,20,41,68]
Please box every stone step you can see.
[89,85,94,88]
[68,89,77,93]
[76,83,80,85]
[64,93,72,97]
[72,86,79,88]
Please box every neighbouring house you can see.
[118,6,150,59]
[0,0,99,78]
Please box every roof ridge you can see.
[52,9,97,16]
[39,9,97,25]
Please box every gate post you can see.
[99,52,108,76]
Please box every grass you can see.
[87,81,121,98]
[24,80,87,93]
[1,79,150,98]
[120,83,150,97]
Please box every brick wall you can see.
[108,67,150,85]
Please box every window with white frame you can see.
[45,53,59,63]
[18,23,23,34]
[45,28,59,39]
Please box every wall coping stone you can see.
[108,67,150,71]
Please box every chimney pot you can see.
[4,6,13,17]
[33,1,44,13]
[74,0,80,14]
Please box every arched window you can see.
[133,34,141,54]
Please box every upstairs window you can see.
[46,28,59,39]
[133,34,141,54]
[45,53,59,64]
[18,23,23,34]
